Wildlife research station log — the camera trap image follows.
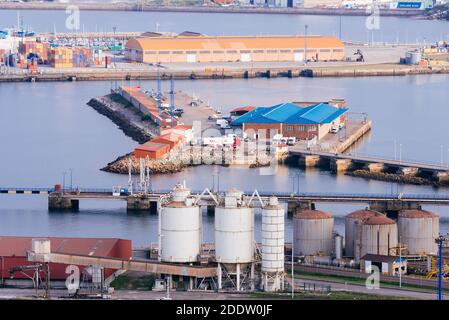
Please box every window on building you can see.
[253,50,264,53]
[308,126,317,131]
[320,49,331,52]
[267,50,277,53]
[171,51,183,54]
[213,50,224,54]
[227,50,238,54]
[333,49,344,52]
[199,51,211,54]
[158,51,170,54]
[280,49,291,53]
[240,50,251,53]
[287,125,293,131]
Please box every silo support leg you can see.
[237,264,241,292]
[217,264,222,290]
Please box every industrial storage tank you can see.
[261,196,284,292]
[293,210,334,256]
[345,209,379,258]
[359,215,398,258]
[215,188,254,264]
[159,183,201,263]
[398,210,439,255]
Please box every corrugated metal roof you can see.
[363,215,396,225]
[135,141,170,152]
[295,210,333,220]
[346,209,380,219]
[232,102,348,125]
[361,254,403,263]
[230,106,256,113]
[126,35,344,52]
[0,236,129,257]
[399,210,439,218]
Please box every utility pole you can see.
[62,171,67,193]
[157,63,162,113]
[304,24,308,66]
[399,236,402,288]
[291,230,294,299]
[170,74,175,128]
[113,26,117,67]
[436,235,444,301]
[339,15,342,40]
[69,168,73,191]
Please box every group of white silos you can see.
[158,184,285,292]
[292,207,440,263]
[345,209,439,262]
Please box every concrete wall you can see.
[133,48,344,64]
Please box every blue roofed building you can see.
[231,100,348,141]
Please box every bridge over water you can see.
[2,186,449,216]
[289,148,449,183]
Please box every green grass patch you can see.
[289,269,445,294]
[250,291,408,300]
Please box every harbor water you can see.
[1,75,449,246]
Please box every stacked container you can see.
[92,48,105,66]
[19,41,50,63]
[72,47,91,68]
[49,47,74,68]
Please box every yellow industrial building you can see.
[125,35,345,63]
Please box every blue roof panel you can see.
[231,102,348,126]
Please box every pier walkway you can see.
[290,146,449,183]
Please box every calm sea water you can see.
[0,9,449,44]
[1,75,449,245]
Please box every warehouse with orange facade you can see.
[125,35,345,63]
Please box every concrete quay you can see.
[2,63,448,83]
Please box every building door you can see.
[241,53,251,62]
[287,0,293,6]
[294,52,303,62]
[187,54,196,63]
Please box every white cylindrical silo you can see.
[345,209,379,258]
[159,184,201,263]
[360,215,398,258]
[398,210,439,255]
[333,233,343,260]
[215,189,254,265]
[261,196,285,292]
[293,210,334,256]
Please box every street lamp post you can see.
[304,25,308,66]
[399,236,402,288]
[291,233,294,299]
[62,171,66,193]
[69,168,73,191]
